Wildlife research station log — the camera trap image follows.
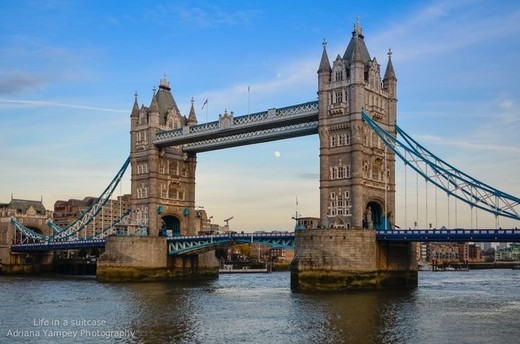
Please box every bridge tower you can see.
[291,21,417,291]
[318,22,397,230]
[129,77,198,237]
[97,77,219,282]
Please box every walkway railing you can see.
[376,229,520,242]
[154,101,318,152]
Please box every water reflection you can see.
[115,274,417,344]
[1,271,520,343]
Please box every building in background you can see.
[53,195,131,237]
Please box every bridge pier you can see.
[290,229,417,291]
[97,236,219,282]
[0,247,54,274]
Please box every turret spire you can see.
[383,48,396,81]
[150,87,159,113]
[318,39,332,73]
[343,18,371,64]
[187,97,198,125]
[131,91,139,117]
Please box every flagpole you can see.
[247,85,250,120]
[202,98,208,126]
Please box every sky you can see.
[1,0,519,231]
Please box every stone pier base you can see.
[0,245,54,274]
[97,236,219,282]
[290,229,418,291]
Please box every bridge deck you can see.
[376,229,520,242]
[9,229,520,253]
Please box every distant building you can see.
[53,195,131,237]
[270,247,295,263]
[495,244,520,261]
[0,199,53,245]
[426,242,481,264]
[0,198,53,269]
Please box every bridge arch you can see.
[161,215,181,237]
[364,199,385,230]
[333,218,346,229]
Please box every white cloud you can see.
[0,99,127,113]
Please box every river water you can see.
[1,270,519,343]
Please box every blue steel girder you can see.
[361,111,520,222]
[11,239,106,252]
[182,121,318,153]
[11,157,131,243]
[377,229,520,242]
[154,101,318,152]
[167,232,295,255]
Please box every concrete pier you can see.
[0,249,54,274]
[97,236,219,282]
[290,229,417,291]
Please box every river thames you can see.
[1,269,519,343]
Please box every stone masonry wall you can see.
[292,229,377,271]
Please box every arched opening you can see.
[333,218,345,229]
[161,215,181,237]
[364,201,387,230]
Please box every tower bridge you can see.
[3,21,520,290]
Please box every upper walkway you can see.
[154,101,318,152]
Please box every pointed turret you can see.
[187,97,198,125]
[343,18,371,66]
[130,91,139,118]
[149,87,159,113]
[318,39,332,96]
[318,39,331,74]
[156,75,181,125]
[383,48,397,99]
[383,49,396,82]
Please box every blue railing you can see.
[376,229,520,242]
[10,229,520,253]
[167,232,295,255]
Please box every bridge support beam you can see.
[97,236,219,282]
[290,229,417,291]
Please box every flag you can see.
[202,99,208,110]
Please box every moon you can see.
[274,150,281,158]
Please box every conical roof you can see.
[155,76,181,124]
[383,49,396,80]
[343,21,371,65]
[318,40,331,73]
[187,98,198,125]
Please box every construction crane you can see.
[224,217,234,232]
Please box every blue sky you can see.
[1,0,519,231]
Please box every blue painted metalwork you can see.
[11,239,106,252]
[154,101,318,152]
[167,232,295,255]
[376,229,520,242]
[10,228,520,253]
[11,157,131,243]
[362,111,520,222]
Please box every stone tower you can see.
[98,78,219,281]
[291,22,416,291]
[129,77,198,237]
[318,20,397,230]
